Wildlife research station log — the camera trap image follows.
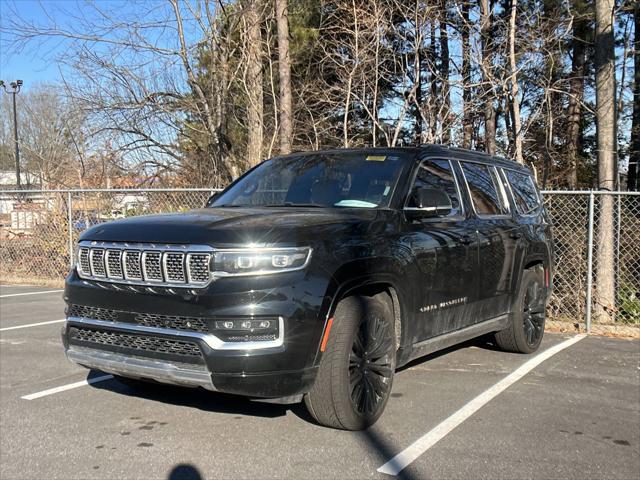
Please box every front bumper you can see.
[62,269,329,398]
[66,345,216,390]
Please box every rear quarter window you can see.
[504,169,540,215]
[459,161,509,216]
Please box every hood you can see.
[79,207,382,247]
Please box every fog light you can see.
[213,317,280,342]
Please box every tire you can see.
[494,267,546,353]
[304,295,396,430]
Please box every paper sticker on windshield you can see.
[366,155,387,162]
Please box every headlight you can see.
[212,247,312,277]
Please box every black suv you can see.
[63,145,553,430]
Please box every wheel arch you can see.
[313,276,407,366]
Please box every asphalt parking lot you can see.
[1,284,639,480]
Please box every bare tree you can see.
[243,0,265,168]
[628,2,639,191]
[276,0,293,154]
[508,0,524,163]
[480,0,496,155]
[460,2,473,149]
[594,0,617,322]
[566,0,589,188]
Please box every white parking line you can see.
[21,375,114,400]
[377,334,587,476]
[0,290,63,298]
[0,319,66,332]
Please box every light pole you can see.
[0,80,23,189]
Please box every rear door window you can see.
[460,162,509,216]
[407,159,462,216]
[504,169,540,215]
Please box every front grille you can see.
[123,250,142,280]
[106,250,123,278]
[79,248,91,275]
[77,242,212,287]
[68,304,119,322]
[135,313,209,333]
[142,251,163,281]
[187,253,210,283]
[69,327,202,358]
[164,252,186,282]
[90,249,106,277]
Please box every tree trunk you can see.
[275,0,293,155]
[244,1,264,168]
[629,2,640,191]
[440,1,451,143]
[461,2,472,148]
[594,0,617,323]
[508,0,523,163]
[429,21,438,142]
[414,45,423,142]
[480,0,496,155]
[566,0,588,188]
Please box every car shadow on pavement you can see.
[88,372,292,419]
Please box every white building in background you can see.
[0,171,47,229]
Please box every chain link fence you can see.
[1,188,638,327]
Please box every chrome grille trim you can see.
[90,248,106,277]
[66,316,285,351]
[141,251,163,282]
[77,241,213,288]
[105,249,123,279]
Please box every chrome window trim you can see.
[66,316,285,351]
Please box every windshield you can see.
[211,152,411,208]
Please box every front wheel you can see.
[304,295,396,430]
[494,267,546,353]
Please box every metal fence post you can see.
[585,191,595,333]
[67,191,74,268]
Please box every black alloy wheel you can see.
[494,267,547,354]
[304,295,397,430]
[522,279,545,348]
[349,314,394,415]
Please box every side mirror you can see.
[405,188,452,217]
[205,192,218,207]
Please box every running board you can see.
[407,314,509,363]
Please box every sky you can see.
[0,1,73,89]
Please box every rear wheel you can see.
[494,267,546,353]
[305,295,396,430]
